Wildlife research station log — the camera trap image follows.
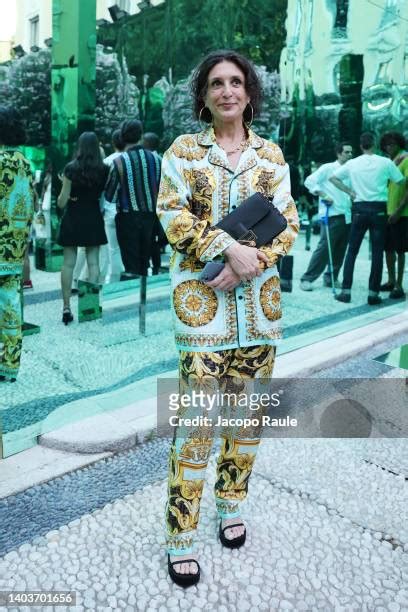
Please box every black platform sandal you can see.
[62,308,74,325]
[167,554,200,587]
[219,521,246,549]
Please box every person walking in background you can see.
[330,132,405,305]
[100,128,125,283]
[0,106,35,382]
[57,132,109,324]
[379,131,408,300]
[105,120,161,278]
[142,132,161,162]
[300,142,353,291]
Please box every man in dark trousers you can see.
[330,132,405,305]
[105,120,161,277]
[142,132,166,274]
[300,142,353,290]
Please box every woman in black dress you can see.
[57,132,109,324]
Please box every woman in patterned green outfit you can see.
[157,50,299,586]
[0,106,35,382]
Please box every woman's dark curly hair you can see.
[380,131,407,152]
[0,105,26,146]
[191,49,263,125]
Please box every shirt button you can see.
[238,295,243,300]
[231,205,236,209]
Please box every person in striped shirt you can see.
[105,120,161,277]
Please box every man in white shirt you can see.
[330,132,405,305]
[300,142,353,290]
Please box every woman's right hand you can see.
[206,261,241,291]
[224,242,268,282]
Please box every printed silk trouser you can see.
[165,344,276,556]
[0,274,23,379]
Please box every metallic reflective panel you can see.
[78,280,102,323]
[374,345,408,372]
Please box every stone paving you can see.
[1,436,408,611]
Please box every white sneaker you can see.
[300,280,313,291]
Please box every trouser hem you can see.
[167,546,195,556]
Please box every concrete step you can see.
[38,311,408,454]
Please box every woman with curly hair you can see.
[157,49,299,586]
[0,106,35,382]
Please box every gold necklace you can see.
[216,134,247,156]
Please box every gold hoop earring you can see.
[199,106,212,128]
[245,102,254,128]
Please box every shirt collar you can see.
[196,126,264,149]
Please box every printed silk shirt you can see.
[0,149,35,276]
[157,127,299,352]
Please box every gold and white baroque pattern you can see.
[2,301,20,328]
[265,199,299,262]
[180,433,214,463]
[183,167,215,220]
[179,256,205,273]
[171,135,207,162]
[215,500,240,515]
[175,291,237,348]
[0,151,34,275]
[166,210,195,245]
[251,167,278,196]
[173,280,218,328]
[257,142,286,165]
[208,149,229,169]
[166,535,195,552]
[200,230,235,262]
[218,167,231,222]
[237,170,251,208]
[157,174,180,209]
[235,154,257,176]
[244,282,282,341]
[260,276,282,321]
[157,128,299,351]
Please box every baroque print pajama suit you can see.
[157,127,299,554]
[0,149,34,379]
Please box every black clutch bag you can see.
[216,192,287,247]
[199,192,287,282]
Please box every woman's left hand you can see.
[206,261,241,291]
